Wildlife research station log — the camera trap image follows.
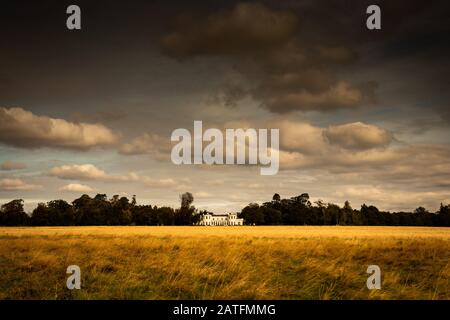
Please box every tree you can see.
[291,193,311,207]
[30,200,74,226]
[272,193,281,202]
[72,194,95,225]
[361,204,380,225]
[94,194,107,202]
[437,203,450,226]
[0,199,29,226]
[132,205,156,225]
[180,192,194,209]
[157,207,175,225]
[3,192,449,227]
[288,193,311,225]
[261,206,282,225]
[239,203,264,225]
[414,207,428,215]
[341,201,353,225]
[323,203,340,225]
[413,206,433,226]
[176,192,196,225]
[352,209,364,226]
[47,200,75,225]
[31,203,51,226]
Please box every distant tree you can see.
[351,209,364,226]
[157,207,175,225]
[291,193,311,207]
[0,199,29,226]
[343,201,352,211]
[180,192,194,209]
[176,192,196,225]
[412,206,432,226]
[110,195,120,204]
[72,194,92,211]
[72,194,95,225]
[272,193,281,202]
[261,206,282,225]
[341,201,353,225]
[361,204,380,225]
[47,200,75,225]
[289,193,311,225]
[132,205,155,225]
[31,203,51,226]
[437,203,450,226]
[3,192,449,227]
[414,207,428,215]
[111,197,132,225]
[239,203,264,225]
[31,200,74,226]
[323,203,340,225]
[94,194,107,202]
[315,199,325,208]
[396,211,414,226]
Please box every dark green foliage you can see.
[0,199,29,226]
[238,193,449,227]
[0,192,449,226]
[239,203,265,225]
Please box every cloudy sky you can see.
[1,0,450,213]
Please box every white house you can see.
[198,213,244,226]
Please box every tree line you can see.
[0,192,449,227]
[239,193,450,227]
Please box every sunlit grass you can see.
[0,226,448,299]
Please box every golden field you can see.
[0,226,448,300]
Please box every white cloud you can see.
[0,107,119,150]
[324,122,393,150]
[272,120,327,154]
[261,120,402,171]
[49,164,185,191]
[60,183,95,193]
[49,164,141,182]
[49,164,110,181]
[0,178,42,191]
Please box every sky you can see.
[1,0,450,213]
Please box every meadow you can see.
[0,226,448,300]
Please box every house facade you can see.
[198,213,244,226]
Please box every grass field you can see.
[0,226,448,300]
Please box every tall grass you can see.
[0,226,448,299]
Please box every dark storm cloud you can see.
[160,2,375,113]
[71,110,128,124]
[161,2,298,57]
[160,1,450,114]
[0,0,170,113]
[1,0,448,116]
